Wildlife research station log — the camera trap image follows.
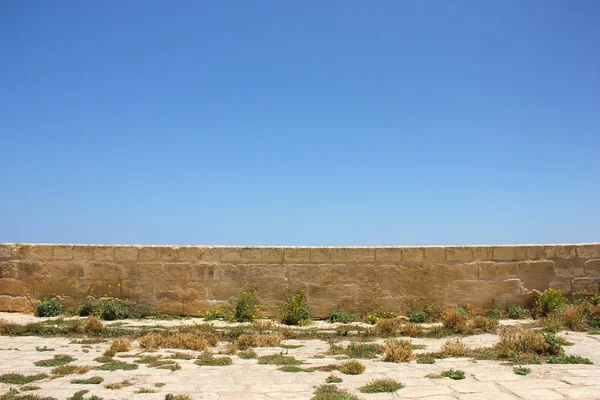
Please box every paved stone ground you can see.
[1,313,600,399]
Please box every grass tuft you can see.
[359,378,404,393]
[441,369,465,380]
[0,374,48,385]
[383,339,414,362]
[337,360,365,375]
[70,376,103,384]
[34,355,75,367]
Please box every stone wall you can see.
[1,243,599,317]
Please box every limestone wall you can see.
[1,243,599,317]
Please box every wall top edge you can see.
[2,242,599,248]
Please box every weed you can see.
[134,355,179,370]
[563,304,587,331]
[96,361,138,371]
[363,305,398,324]
[78,300,96,317]
[164,396,192,400]
[36,299,64,317]
[93,356,113,363]
[35,346,54,352]
[408,306,428,323]
[97,299,128,321]
[19,387,41,392]
[0,374,48,385]
[547,355,593,364]
[513,366,531,375]
[440,338,469,357]
[470,316,499,333]
[311,384,360,400]
[487,307,503,319]
[399,322,424,337]
[66,390,88,400]
[204,304,234,322]
[51,365,92,377]
[83,316,104,334]
[279,365,304,372]
[0,388,56,400]
[234,291,262,322]
[238,349,258,359]
[337,360,365,375]
[325,375,342,383]
[441,308,467,332]
[328,311,357,324]
[34,355,75,367]
[154,383,165,387]
[280,344,304,349]
[169,352,195,360]
[138,331,217,351]
[383,339,413,362]
[109,338,131,353]
[281,288,312,325]
[252,320,274,333]
[359,378,404,393]
[507,304,525,319]
[134,388,156,394]
[258,354,302,365]
[416,356,436,364]
[327,342,384,359]
[532,288,568,318]
[441,369,465,380]
[71,377,103,384]
[104,380,132,390]
[236,333,283,349]
[194,352,232,366]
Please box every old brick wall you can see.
[1,243,599,317]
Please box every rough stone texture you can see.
[0,243,599,317]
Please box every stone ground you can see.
[1,313,600,400]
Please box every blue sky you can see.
[1,1,598,246]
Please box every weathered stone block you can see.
[460,263,479,280]
[139,246,178,261]
[310,248,330,262]
[549,280,572,294]
[34,279,87,298]
[73,246,95,260]
[120,280,154,301]
[114,246,138,261]
[53,245,73,260]
[0,278,31,295]
[375,248,402,262]
[94,246,114,261]
[14,261,49,278]
[495,278,522,297]
[240,247,261,262]
[30,245,54,259]
[284,248,310,263]
[137,262,164,281]
[0,295,10,311]
[493,246,527,261]
[191,264,217,282]
[572,277,599,296]
[578,244,600,259]
[403,247,424,262]
[356,248,376,262]
[519,260,555,279]
[120,262,139,280]
[554,259,584,277]
[178,246,200,261]
[220,248,241,262]
[286,264,321,283]
[199,247,219,262]
[478,262,519,280]
[210,282,238,300]
[472,247,493,261]
[14,244,33,258]
[526,246,545,260]
[0,261,17,279]
[163,263,191,280]
[261,247,284,263]
[549,245,578,260]
[47,262,84,279]
[423,247,445,262]
[10,296,34,313]
[84,262,121,281]
[584,259,600,276]
[331,248,357,262]
[446,247,472,262]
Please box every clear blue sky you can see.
[1,1,598,246]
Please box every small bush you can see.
[487,307,503,319]
[97,299,128,320]
[375,318,400,337]
[0,374,48,385]
[494,327,558,357]
[257,354,302,365]
[165,395,192,400]
[363,305,398,324]
[234,291,262,322]
[51,365,92,376]
[138,331,217,351]
[78,300,96,317]
[35,298,64,317]
[359,378,404,393]
[440,338,469,357]
[563,304,587,331]
[82,316,104,334]
[311,385,360,400]
[194,352,232,366]
[337,360,365,375]
[507,303,525,319]
[513,366,531,375]
[109,338,131,353]
[20,386,41,391]
[96,361,138,371]
[325,375,342,383]
[204,304,234,321]
[399,322,424,337]
[383,339,413,362]
[236,333,283,349]
[441,369,465,380]
[71,376,103,384]
[238,349,258,359]
[470,316,499,332]
[328,342,384,359]
[252,320,274,333]
[547,355,593,364]
[532,288,568,318]
[328,311,357,324]
[279,365,304,372]
[408,304,428,323]
[416,356,436,364]
[441,308,467,332]
[281,288,312,325]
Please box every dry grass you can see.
[383,339,414,362]
[222,342,239,354]
[236,333,283,349]
[399,323,424,337]
[440,338,469,357]
[109,338,132,353]
[169,352,196,360]
[51,365,92,377]
[563,305,587,331]
[441,308,467,332]
[104,380,133,390]
[469,316,499,333]
[252,320,274,333]
[338,360,365,375]
[375,318,401,337]
[495,327,549,357]
[83,316,104,334]
[138,331,217,351]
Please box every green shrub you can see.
[204,304,234,321]
[34,355,74,367]
[328,311,357,323]
[311,385,360,400]
[78,300,96,317]
[441,369,465,380]
[408,306,427,323]
[325,375,342,383]
[281,288,311,325]
[547,355,593,364]
[507,303,525,319]
[35,298,64,317]
[97,299,128,320]
[487,307,503,319]
[532,289,568,318]
[234,291,261,323]
[337,360,365,375]
[359,378,404,393]
[513,366,531,375]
